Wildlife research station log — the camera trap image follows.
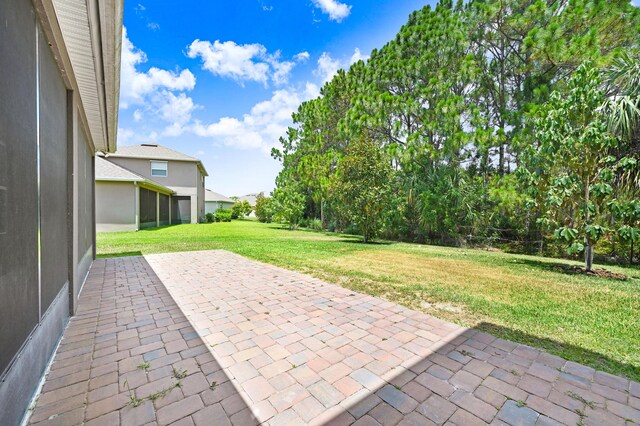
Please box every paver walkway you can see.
[29,251,640,426]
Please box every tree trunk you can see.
[584,177,592,272]
[539,232,544,256]
[320,199,325,229]
[585,242,594,272]
[631,239,635,265]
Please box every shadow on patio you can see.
[28,256,249,425]
[29,251,640,425]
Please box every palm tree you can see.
[603,52,640,263]
[603,51,640,143]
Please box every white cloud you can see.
[311,0,352,22]
[266,52,296,85]
[119,27,200,143]
[147,22,160,31]
[193,83,319,153]
[294,51,310,62]
[315,52,342,83]
[120,27,195,108]
[314,48,368,83]
[157,91,199,137]
[350,48,367,64]
[117,128,135,143]
[187,40,269,84]
[186,39,300,86]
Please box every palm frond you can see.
[603,96,640,140]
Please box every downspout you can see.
[134,182,139,231]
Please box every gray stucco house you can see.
[0,0,122,424]
[205,189,235,216]
[96,144,208,231]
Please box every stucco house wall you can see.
[96,181,137,232]
[197,168,205,221]
[106,157,199,188]
[205,201,235,215]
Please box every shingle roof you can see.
[107,144,199,162]
[238,193,259,206]
[205,190,234,203]
[95,157,174,194]
[105,144,209,176]
[95,156,144,181]
[168,186,197,197]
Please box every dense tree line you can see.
[271,0,640,269]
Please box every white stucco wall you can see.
[95,181,137,232]
[205,201,234,215]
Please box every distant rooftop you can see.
[105,144,208,176]
[237,193,260,205]
[205,189,234,203]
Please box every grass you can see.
[98,220,640,382]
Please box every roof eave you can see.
[39,0,123,154]
[97,177,175,195]
[198,162,209,177]
[138,180,176,195]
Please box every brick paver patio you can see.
[29,251,640,425]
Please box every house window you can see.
[151,161,167,177]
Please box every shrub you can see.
[205,212,214,223]
[255,192,274,223]
[273,179,305,230]
[231,203,242,219]
[333,135,393,243]
[345,223,360,235]
[242,200,253,217]
[309,218,323,231]
[215,209,232,222]
[232,200,253,219]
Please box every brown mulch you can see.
[551,264,628,280]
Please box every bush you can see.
[254,192,274,223]
[205,212,214,223]
[232,200,253,219]
[231,203,242,219]
[345,223,360,235]
[309,218,323,231]
[215,209,232,222]
[272,179,305,229]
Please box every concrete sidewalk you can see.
[28,250,640,425]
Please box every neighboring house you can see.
[205,189,235,215]
[96,144,208,231]
[95,157,175,231]
[0,0,122,424]
[238,193,259,207]
[237,193,260,217]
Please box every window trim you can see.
[150,160,168,177]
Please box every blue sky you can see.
[118,0,432,197]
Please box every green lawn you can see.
[98,220,640,381]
